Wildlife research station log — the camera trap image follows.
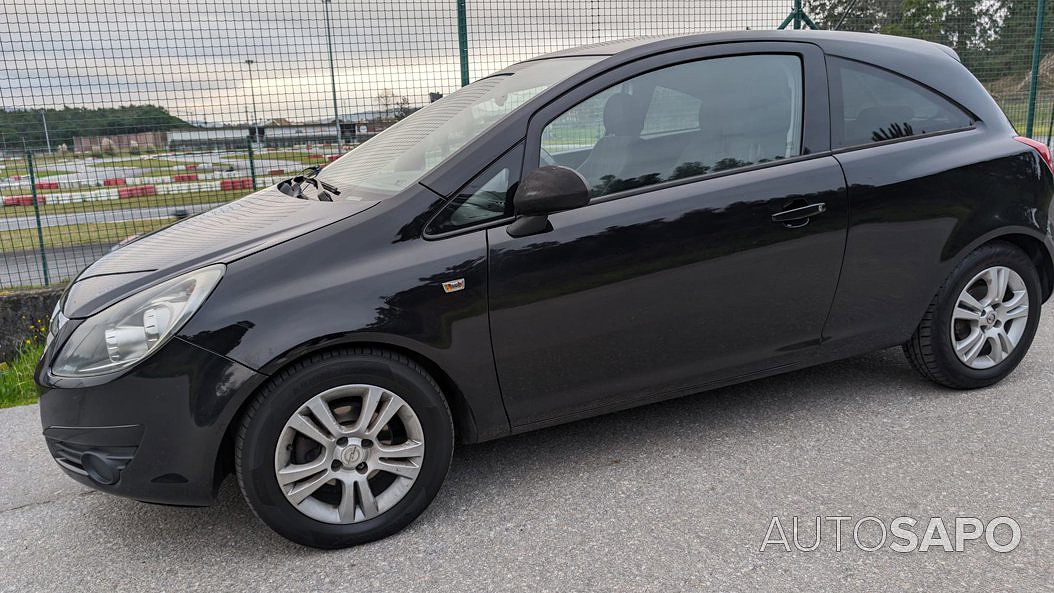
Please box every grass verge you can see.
[0,217,173,251]
[0,337,45,408]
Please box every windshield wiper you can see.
[277,165,342,202]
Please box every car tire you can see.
[904,241,1042,389]
[235,348,454,549]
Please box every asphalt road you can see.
[2,311,1053,592]
[0,243,109,287]
[0,201,225,232]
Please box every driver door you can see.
[486,43,849,427]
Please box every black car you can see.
[37,30,1054,548]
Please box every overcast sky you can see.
[1,0,788,125]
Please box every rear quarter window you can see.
[830,57,973,149]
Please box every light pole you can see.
[244,59,259,133]
[40,111,52,153]
[322,0,342,151]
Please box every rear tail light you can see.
[1014,136,1054,173]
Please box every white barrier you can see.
[45,187,120,205]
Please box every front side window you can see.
[427,144,522,234]
[831,57,973,148]
[540,54,804,198]
[317,56,601,200]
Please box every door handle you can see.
[771,202,827,227]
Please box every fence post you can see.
[1026,0,1047,137]
[778,0,818,30]
[457,0,469,87]
[246,136,258,191]
[25,152,50,286]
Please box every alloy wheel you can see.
[950,265,1030,370]
[274,384,425,524]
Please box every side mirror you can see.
[508,166,590,237]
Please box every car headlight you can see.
[45,298,62,352]
[52,265,225,377]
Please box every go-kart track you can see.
[0,147,339,230]
[0,145,344,287]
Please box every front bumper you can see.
[38,336,266,506]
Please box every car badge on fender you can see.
[442,278,466,293]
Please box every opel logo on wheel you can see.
[341,446,363,466]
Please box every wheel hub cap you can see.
[950,265,1030,370]
[339,444,365,466]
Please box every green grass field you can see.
[0,217,174,252]
[1002,99,1054,137]
[0,159,72,179]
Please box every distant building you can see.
[346,121,390,137]
[71,119,393,151]
[73,131,167,153]
[167,127,249,148]
[169,123,353,148]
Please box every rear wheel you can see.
[235,348,453,548]
[904,242,1042,389]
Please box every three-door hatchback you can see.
[38,30,1054,548]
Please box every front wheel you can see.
[235,348,454,548]
[904,242,1042,389]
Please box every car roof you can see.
[526,30,961,63]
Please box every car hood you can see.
[61,186,378,318]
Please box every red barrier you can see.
[117,185,157,199]
[219,178,253,191]
[326,155,340,162]
[185,164,198,170]
[307,153,323,159]
[35,181,59,190]
[3,195,44,206]
[172,174,198,182]
[268,169,284,176]
[103,178,127,186]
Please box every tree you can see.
[985,0,1054,79]
[884,0,949,45]
[376,89,413,121]
[805,0,1021,82]
[376,89,397,121]
[394,96,412,120]
[804,0,904,32]
[0,105,187,152]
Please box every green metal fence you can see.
[0,0,1051,289]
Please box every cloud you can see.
[1,0,788,124]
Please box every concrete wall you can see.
[0,288,62,361]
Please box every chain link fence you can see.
[805,0,1054,137]
[1,0,1051,289]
